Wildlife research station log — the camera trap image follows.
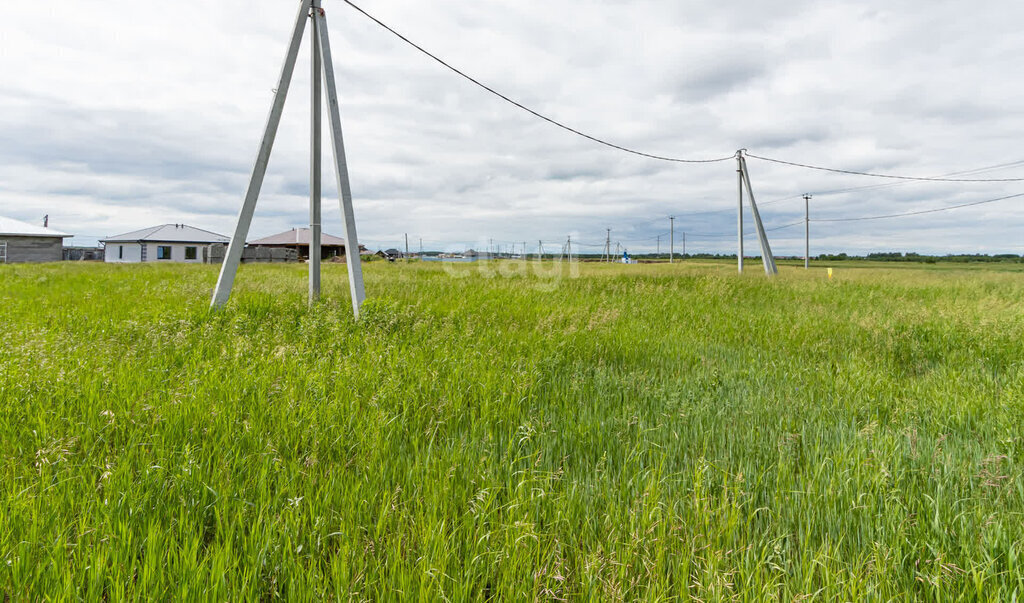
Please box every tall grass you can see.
[1,260,1022,599]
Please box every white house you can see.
[102,224,228,264]
[0,215,72,263]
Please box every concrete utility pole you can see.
[538,240,543,260]
[419,237,423,258]
[604,228,611,262]
[567,235,572,262]
[737,156,744,273]
[804,194,812,269]
[683,232,686,258]
[404,233,409,261]
[309,0,322,303]
[212,0,366,317]
[736,150,778,276]
[669,216,675,263]
[657,234,660,255]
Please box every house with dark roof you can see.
[102,224,228,263]
[247,227,366,260]
[0,215,73,263]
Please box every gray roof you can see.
[0,215,71,238]
[248,228,347,246]
[102,224,228,244]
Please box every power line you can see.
[684,220,805,239]
[746,153,1024,183]
[619,232,670,243]
[812,192,1024,222]
[643,159,1024,222]
[808,159,1024,197]
[666,159,1024,223]
[340,0,733,164]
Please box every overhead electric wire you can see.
[812,192,1024,222]
[801,158,1024,201]
[624,163,1019,226]
[340,0,733,164]
[615,232,669,244]
[766,220,806,232]
[648,159,1024,221]
[746,153,1024,183]
[663,159,1024,222]
[682,220,805,239]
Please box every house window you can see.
[157,246,172,260]
[118,245,123,259]
[185,246,197,260]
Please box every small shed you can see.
[0,215,72,263]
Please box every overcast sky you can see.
[2,0,1022,255]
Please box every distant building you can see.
[102,224,228,263]
[247,227,366,260]
[0,215,72,263]
[381,248,404,261]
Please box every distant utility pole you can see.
[604,228,611,262]
[419,237,423,258]
[804,194,812,269]
[489,238,494,259]
[538,240,543,260]
[523,242,527,259]
[405,233,409,262]
[567,235,572,263]
[657,234,661,255]
[43,215,49,228]
[669,216,675,263]
[683,232,686,258]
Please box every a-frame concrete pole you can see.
[738,153,778,275]
[315,8,367,318]
[211,0,312,308]
[309,0,323,302]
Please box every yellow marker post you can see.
[827,267,833,280]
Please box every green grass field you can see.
[1,260,1022,600]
